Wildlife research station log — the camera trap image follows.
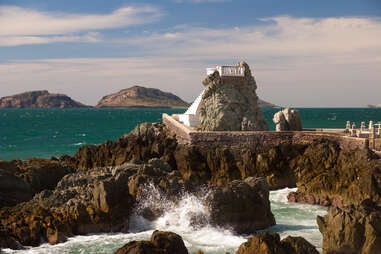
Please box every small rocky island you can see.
[0,90,90,108]
[96,86,190,108]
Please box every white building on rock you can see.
[178,64,245,127]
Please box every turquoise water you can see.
[1,107,381,160]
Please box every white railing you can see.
[217,66,245,77]
[206,65,245,77]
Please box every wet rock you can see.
[235,232,318,254]
[198,61,268,131]
[206,177,275,234]
[114,230,188,254]
[317,199,381,254]
[273,108,302,131]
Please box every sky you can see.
[0,0,381,107]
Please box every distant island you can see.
[368,104,381,108]
[0,90,90,108]
[0,86,279,109]
[96,86,190,108]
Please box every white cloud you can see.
[0,5,162,46]
[1,16,381,107]
[124,16,381,60]
[0,32,101,47]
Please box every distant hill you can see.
[0,90,90,108]
[96,86,190,108]
[258,99,279,108]
[368,104,381,108]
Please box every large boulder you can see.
[114,230,188,254]
[235,232,319,254]
[198,62,268,131]
[273,108,302,131]
[206,177,275,234]
[317,199,381,254]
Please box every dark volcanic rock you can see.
[96,86,189,108]
[0,90,90,108]
[0,159,196,249]
[317,199,381,254]
[60,122,381,206]
[199,62,268,131]
[114,230,189,254]
[235,232,319,254]
[0,159,75,208]
[0,163,135,247]
[206,177,275,234]
[293,142,381,207]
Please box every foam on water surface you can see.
[3,188,327,254]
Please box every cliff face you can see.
[96,86,189,108]
[0,90,90,108]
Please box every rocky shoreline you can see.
[1,122,381,253]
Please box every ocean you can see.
[1,107,381,253]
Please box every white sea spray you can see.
[2,188,326,254]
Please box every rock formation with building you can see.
[198,62,268,131]
[273,108,302,131]
[96,86,189,108]
[0,90,90,108]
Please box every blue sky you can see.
[0,0,381,106]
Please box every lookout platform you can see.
[162,113,381,152]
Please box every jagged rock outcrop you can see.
[290,142,381,207]
[0,159,75,208]
[317,199,381,254]
[60,122,381,207]
[114,230,188,254]
[96,86,189,108]
[273,108,302,131]
[198,62,268,131]
[0,163,135,248]
[0,159,200,249]
[235,232,319,254]
[0,90,90,108]
[206,177,275,234]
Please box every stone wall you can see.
[163,114,369,151]
[189,131,368,151]
[162,113,191,143]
